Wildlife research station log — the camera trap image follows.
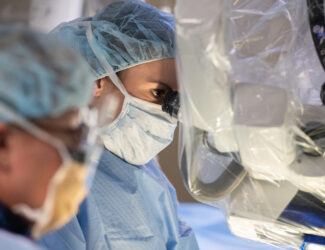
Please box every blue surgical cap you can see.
[0,25,94,121]
[52,0,175,80]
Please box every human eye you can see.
[151,88,167,98]
[151,82,172,99]
[151,87,172,104]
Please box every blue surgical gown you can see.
[39,149,199,250]
[0,230,44,250]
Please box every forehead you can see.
[121,58,176,80]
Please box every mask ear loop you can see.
[86,26,129,98]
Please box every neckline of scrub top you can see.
[0,201,31,237]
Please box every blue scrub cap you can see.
[0,25,94,121]
[52,0,175,80]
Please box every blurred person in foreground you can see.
[0,25,101,249]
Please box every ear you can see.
[0,123,10,173]
[94,79,105,97]
[0,123,8,147]
[93,77,117,98]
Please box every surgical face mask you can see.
[100,93,177,165]
[0,104,102,238]
[86,27,177,165]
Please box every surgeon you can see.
[0,26,100,249]
[39,1,199,250]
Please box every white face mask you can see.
[0,104,102,238]
[86,27,177,165]
[100,93,177,165]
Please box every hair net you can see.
[0,25,94,121]
[52,0,175,80]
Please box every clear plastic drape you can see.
[176,0,325,249]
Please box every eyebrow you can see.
[156,81,172,89]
